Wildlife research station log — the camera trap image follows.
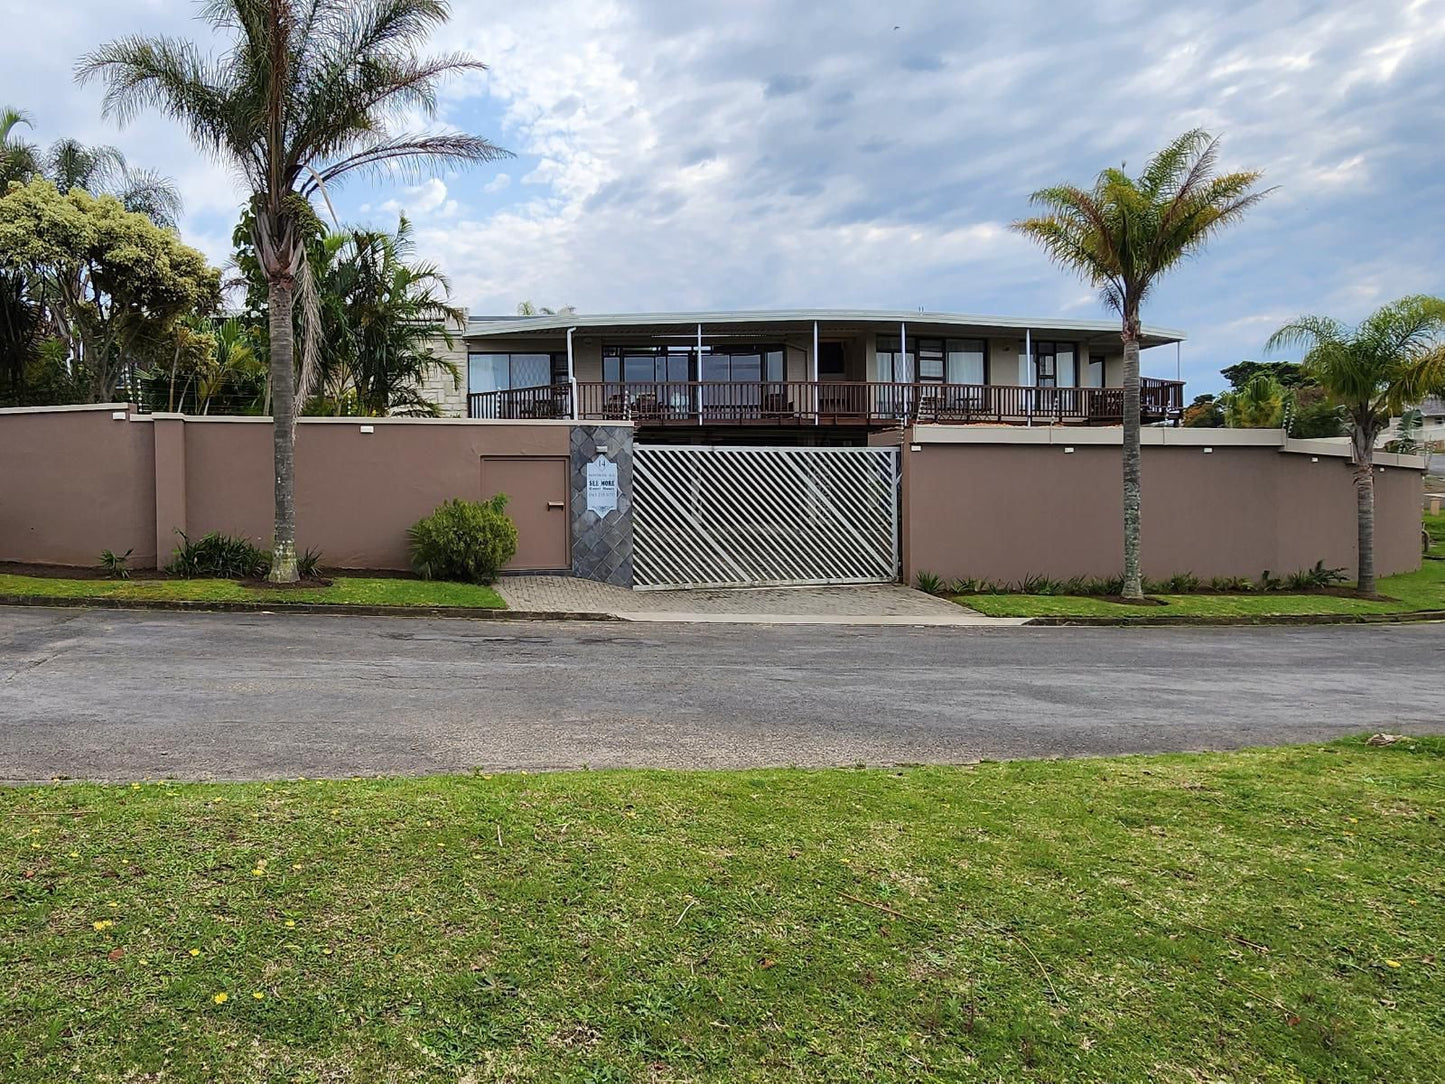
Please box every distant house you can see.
[420,309,1187,442]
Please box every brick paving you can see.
[496,575,1019,625]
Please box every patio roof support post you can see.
[812,320,819,425]
[1024,327,1032,427]
[566,326,578,419]
[697,322,704,425]
[900,320,909,425]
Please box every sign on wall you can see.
[586,455,619,517]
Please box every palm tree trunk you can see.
[267,276,299,583]
[1352,426,1376,596]
[1121,308,1144,600]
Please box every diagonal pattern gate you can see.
[632,445,900,589]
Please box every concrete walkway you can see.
[496,576,1024,625]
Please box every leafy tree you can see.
[1220,359,1311,390]
[1219,372,1286,428]
[1283,385,1344,439]
[79,0,510,581]
[0,180,219,401]
[1181,393,1224,428]
[1012,130,1270,598]
[1265,296,1445,594]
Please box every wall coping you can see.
[903,424,1425,470]
[0,402,130,415]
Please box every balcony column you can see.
[899,319,909,423]
[696,323,704,425]
[1023,327,1032,427]
[566,326,578,420]
[812,320,819,426]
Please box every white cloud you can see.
[4,0,1444,391]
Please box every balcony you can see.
[468,378,1186,426]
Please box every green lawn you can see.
[0,573,506,609]
[959,546,1445,620]
[3,738,1442,1081]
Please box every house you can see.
[420,309,1188,440]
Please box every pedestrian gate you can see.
[631,445,901,589]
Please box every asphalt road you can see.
[1,606,1442,781]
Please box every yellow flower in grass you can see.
[92,919,114,931]
[189,948,201,957]
[284,919,296,929]
[68,851,80,859]
[1385,959,1401,968]
[252,991,265,1000]
[212,992,228,1005]
[251,868,265,877]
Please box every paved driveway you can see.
[2,607,1442,781]
[497,576,1007,624]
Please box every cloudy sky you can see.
[4,0,1443,392]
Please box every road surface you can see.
[1,606,1441,781]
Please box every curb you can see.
[0,594,619,622]
[1020,609,1445,627]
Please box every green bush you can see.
[98,548,132,580]
[914,570,944,595]
[408,496,518,584]
[167,531,271,578]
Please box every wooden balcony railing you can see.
[468,378,1185,425]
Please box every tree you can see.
[1,107,39,189]
[79,0,510,582]
[324,218,462,416]
[1220,359,1310,390]
[0,180,219,401]
[1219,372,1286,428]
[1181,393,1224,428]
[516,300,576,316]
[1012,130,1270,598]
[1265,296,1445,595]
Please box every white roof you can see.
[465,308,1187,347]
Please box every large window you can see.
[468,352,563,393]
[879,336,986,383]
[1032,341,1077,387]
[602,344,784,383]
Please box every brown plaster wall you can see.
[901,442,1423,582]
[0,408,158,566]
[1,410,573,571]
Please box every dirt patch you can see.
[0,561,171,581]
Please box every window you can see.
[916,339,946,382]
[876,335,916,382]
[1031,341,1078,387]
[818,342,846,377]
[602,344,784,383]
[946,339,986,384]
[468,352,563,393]
[1088,353,1106,388]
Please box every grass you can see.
[958,526,1445,619]
[0,574,506,609]
[2,737,1443,1082]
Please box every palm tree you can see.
[78,0,510,581]
[1220,372,1286,428]
[45,138,183,228]
[1,107,39,189]
[1012,130,1270,598]
[1265,296,1445,595]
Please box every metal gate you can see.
[632,445,900,589]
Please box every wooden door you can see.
[480,457,570,571]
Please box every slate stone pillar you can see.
[569,423,634,587]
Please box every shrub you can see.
[98,548,132,580]
[914,570,944,596]
[296,547,324,579]
[408,496,518,584]
[167,530,270,579]
[1258,569,1284,592]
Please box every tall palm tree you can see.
[1265,296,1445,595]
[1012,130,1270,598]
[78,0,510,581]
